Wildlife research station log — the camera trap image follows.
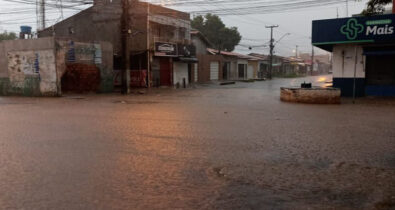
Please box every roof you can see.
[248,53,269,60]
[207,48,263,60]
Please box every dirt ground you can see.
[0,75,394,209]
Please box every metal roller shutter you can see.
[210,62,219,80]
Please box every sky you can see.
[0,0,369,56]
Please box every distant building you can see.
[299,53,332,75]
[249,53,306,78]
[208,49,262,80]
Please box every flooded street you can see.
[0,75,394,209]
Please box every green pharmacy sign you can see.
[340,18,364,40]
[312,14,395,50]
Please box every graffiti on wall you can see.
[66,41,102,64]
[7,50,56,91]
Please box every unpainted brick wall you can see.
[61,63,100,93]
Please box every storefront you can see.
[152,42,197,87]
[312,14,395,96]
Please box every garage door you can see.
[210,62,219,80]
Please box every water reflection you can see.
[106,106,210,209]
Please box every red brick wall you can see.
[196,54,224,83]
[61,63,100,93]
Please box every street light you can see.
[275,33,291,45]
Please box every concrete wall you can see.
[192,35,209,55]
[0,37,57,96]
[56,39,114,93]
[248,60,258,79]
[39,5,122,55]
[229,59,248,80]
[332,45,365,78]
[0,37,113,96]
[332,45,365,97]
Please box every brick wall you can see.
[196,54,224,83]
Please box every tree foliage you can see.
[191,14,241,52]
[0,31,17,41]
[361,0,392,15]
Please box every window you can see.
[178,28,186,40]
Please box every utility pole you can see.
[121,0,131,94]
[295,45,298,58]
[36,0,45,30]
[266,25,278,80]
[311,45,315,76]
[346,0,349,17]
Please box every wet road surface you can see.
[0,75,394,209]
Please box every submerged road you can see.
[0,75,394,209]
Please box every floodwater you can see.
[0,75,394,209]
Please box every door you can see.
[238,64,245,79]
[210,61,219,80]
[247,65,253,79]
[223,62,230,80]
[160,58,171,86]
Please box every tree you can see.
[361,0,392,15]
[191,14,241,52]
[0,31,17,41]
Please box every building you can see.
[248,53,268,79]
[313,14,395,96]
[249,53,291,78]
[299,53,332,75]
[207,49,261,81]
[39,0,196,88]
[191,30,223,83]
[0,37,113,96]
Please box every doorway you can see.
[160,58,171,86]
[238,64,246,79]
[223,62,230,80]
[365,54,395,96]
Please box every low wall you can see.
[56,39,114,94]
[281,87,341,104]
[0,38,113,96]
[0,37,58,96]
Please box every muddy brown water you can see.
[0,75,394,209]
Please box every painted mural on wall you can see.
[7,50,57,94]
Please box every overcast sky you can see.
[0,0,369,56]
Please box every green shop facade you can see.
[312,14,395,96]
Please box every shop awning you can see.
[176,57,198,63]
[363,50,395,56]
